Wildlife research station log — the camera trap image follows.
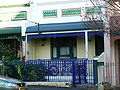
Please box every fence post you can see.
[25,63,28,81]
[72,60,75,87]
[93,60,98,85]
[48,60,50,82]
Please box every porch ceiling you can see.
[27,31,104,40]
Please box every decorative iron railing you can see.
[4,58,97,86]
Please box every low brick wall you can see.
[25,82,72,87]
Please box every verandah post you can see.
[85,31,88,58]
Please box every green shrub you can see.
[25,64,47,81]
[4,62,47,81]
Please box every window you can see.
[0,11,27,22]
[115,20,118,24]
[60,46,69,56]
[53,47,57,58]
[51,37,77,59]
[11,11,27,21]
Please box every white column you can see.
[20,39,22,61]
[85,31,88,58]
[25,34,28,61]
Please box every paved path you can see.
[28,85,97,90]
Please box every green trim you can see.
[11,11,27,21]
[43,10,57,18]
[97,62,104,66]
[0,11,27,22]
[0,4,30,8]
[62,8,81,16]
[93,60,98,84]
[0,38,19,40]
[0,27,21,34]
[115,20,118,24]
[86,7,102,14]
[110,34,120,36]
[110,30,120,35]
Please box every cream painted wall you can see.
[77,37,85,58]
[28,36,95,59]
[77,36,95,59]
[88,36,95,59]
[28,38,51,59]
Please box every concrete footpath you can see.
[27,85,120,90]
[26,82,98,90]
[26,82,120,90]
[28,85,98,90]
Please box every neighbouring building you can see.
[0,0,30,60]
[105,13,120,86]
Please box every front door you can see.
[51,37,77,59]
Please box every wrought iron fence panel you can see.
[74,59,87,84]
[4,59,97,86]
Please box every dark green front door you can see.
[95,35,104,56]
[51,37,77,59]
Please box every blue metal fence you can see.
[5,58,97,86]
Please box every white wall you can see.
[28,0,96,24]
[0,0,28,6]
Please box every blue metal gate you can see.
[73,59,87,85]
[72,59,98,86]
[5,58,97,87]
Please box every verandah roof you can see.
[26,20,104,39]
[26,20,104,33]
[0,27,21,34]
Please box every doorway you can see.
[51,37,77,59]
[115,40,120,85]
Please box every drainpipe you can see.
[38,23,40,34]
[25,33,28,61]
[85,31,88,58]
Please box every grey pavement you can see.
[28,85,98,90]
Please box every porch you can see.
[25,21,104,61]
